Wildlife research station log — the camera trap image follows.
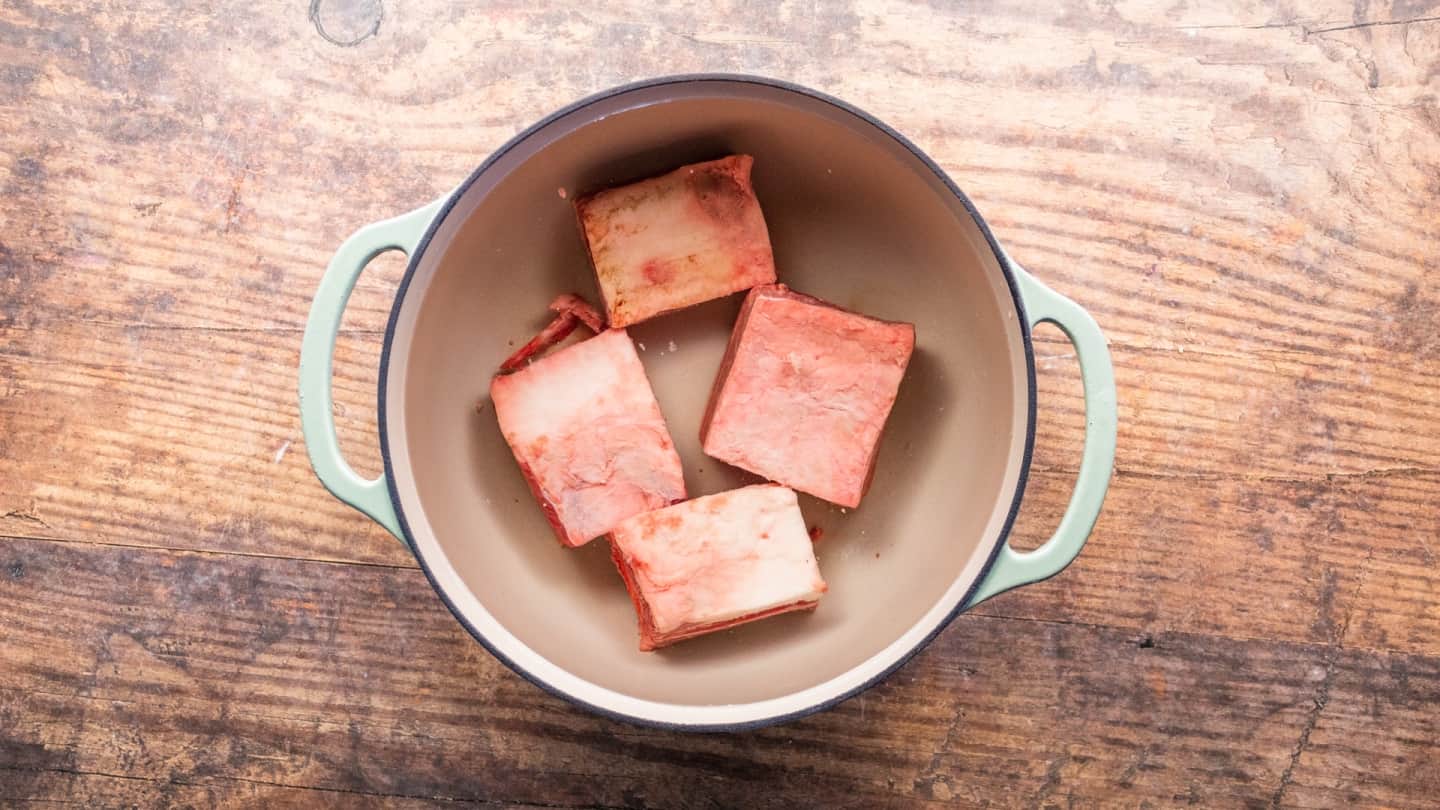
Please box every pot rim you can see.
[376,73,1038,731]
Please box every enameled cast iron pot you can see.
[298,75,1117,730]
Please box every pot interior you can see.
[384,80,1031,718]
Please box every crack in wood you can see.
[1,320,387,336]
[1029,464,1440,485]
[1168,14,1440,36]
[1268,515,1379,807]
[1027,752,1071,809]
[0,531,418,571]
[1309,15,1440,33]
[1,508,52,530]
[1268,650,1337,809]
[913,699,969,798]
[0,763,617,808]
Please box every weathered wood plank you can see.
[2,0,1436,364]
[1343,472,1440,656]
[1282,649,1440,809]
[993,466,1440,657]
[8,535,1411,808]
[0,319,408,565]
[0,768,509,809]
[1007,332,1440,657]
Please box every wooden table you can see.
[3,1,1437,806]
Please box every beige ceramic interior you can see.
[381,79,1032,727]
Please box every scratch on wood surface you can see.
[1269,654,1337,808]
[1418,534,1437,567]
[1169,13,1440,35]
[1168,19,1322,31]
[1310,14,1440,33]
[3,320,385,336]
[272,440,292,465]
[1028,752,1071,809]
[2,508,52,531]
[1270,507,1379,807]
[1031,464,1440,485]
[676,32,797,45]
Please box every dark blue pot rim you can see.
[375,74,1038,733]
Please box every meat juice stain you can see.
[687,164,749,223]
[641,259,675,285]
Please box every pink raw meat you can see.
[498,294,606,373]
[548,293,606,333]
[575,155,777,328]
[498,311,580,373]
[491,328,686,547]
[701,284,916,509]
[608,484,827,651]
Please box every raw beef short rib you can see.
[701,284,916,509]
[608,484,827,650]
[575,155,777,328]
[491,329,686,547]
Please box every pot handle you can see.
[965,258,1117,607]
[298,198,443,545]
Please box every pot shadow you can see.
[464,404,625,578]
[567,132,747,199]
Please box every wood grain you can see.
[3,0,1439,805]
[0,770,494,809]
[0,319,411,566]
[10,535,1430,809]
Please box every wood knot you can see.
[309,0,383,47]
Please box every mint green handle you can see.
[298,199,442,544]
[966,260,1117,607]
